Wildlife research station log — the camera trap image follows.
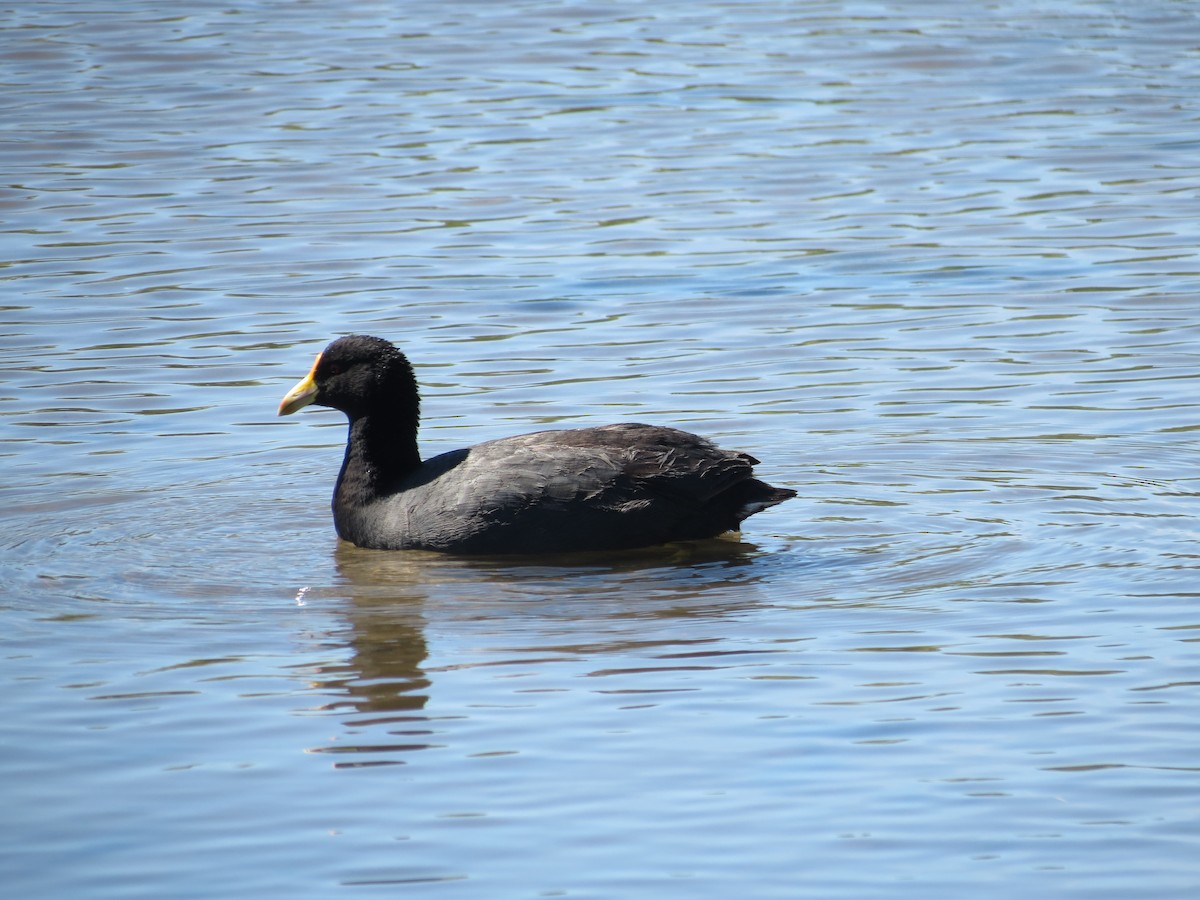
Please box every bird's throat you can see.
[335,415,421,508]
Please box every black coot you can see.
[279,335,795,554]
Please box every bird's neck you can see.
[335,413,422,509]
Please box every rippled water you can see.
[4,1,1200,897]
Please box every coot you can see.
[278,335,795,554]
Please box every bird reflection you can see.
[318,546,436,718]
[307,536,778,767]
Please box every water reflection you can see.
[307,538,780,765]
[330,534,778,610]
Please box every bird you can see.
[278,335,796,554]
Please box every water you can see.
[3,1,1199,897]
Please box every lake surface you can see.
[3,1,1199,897]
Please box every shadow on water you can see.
[333,533,778,585]
[302,537,794,766]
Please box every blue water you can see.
[3,1,1199,897]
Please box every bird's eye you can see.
[325,363,343,376]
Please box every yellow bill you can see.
[278,353,321,416]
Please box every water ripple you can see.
[4,2,1200,899]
